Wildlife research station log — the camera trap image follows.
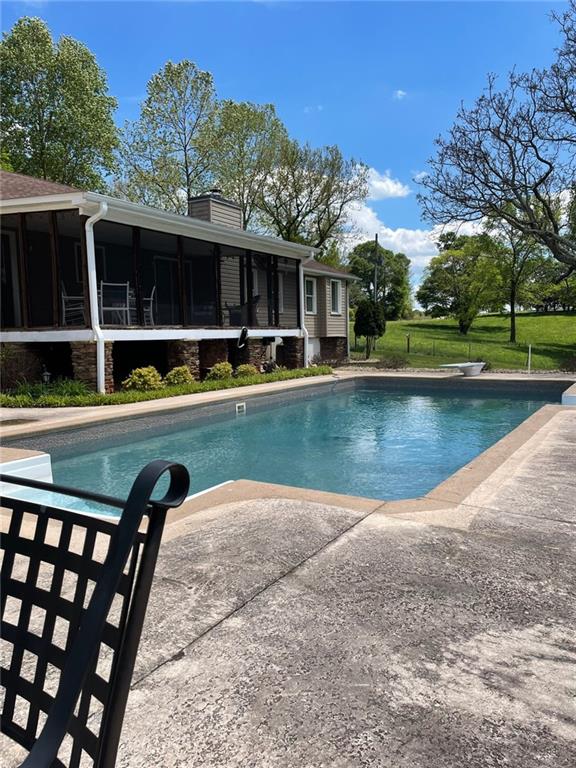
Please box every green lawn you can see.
[350,312,576,371]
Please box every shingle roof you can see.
[304,259,358,280]
[0,170,82,201]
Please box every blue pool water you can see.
[9,385,554,515]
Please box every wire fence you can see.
[349,334,573,371]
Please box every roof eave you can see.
[83,192,318,260]
[0,190,319,261]
[303,266,360,281]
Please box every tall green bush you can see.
[122,366,164,391]
[205,361,233,380]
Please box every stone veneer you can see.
[319,337,348,364]
[70,341,114,393]
[0,343,43,388]
[279,337,305,369]
[167,340,200,380]
[237,338,269,369]
[198,339,229,377]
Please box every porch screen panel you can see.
[182,237,218,326]
[56,210,86,327]
[139,228,180,326]
[24,212,54,326]
[220,244,244,327]
[277,257,299,327]
[0,214,23,328]
[93,221,134,325]
[251,253,273,327]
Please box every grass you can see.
[350,312,576,371]
[0,366,333,408]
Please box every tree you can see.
[416,235,503,334]
[348,240,412,319]
[485,217,545,341]
[354,299,385,359]
[207,100,287,229]
[417,3,576,272]
[0,17,118,189]
[521,1,576,143]
[258,139,368,248]
[520,258,576,311]
[316,239,347,269]
[116,60,216,213]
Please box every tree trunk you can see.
[458,318,470,335]
[509,284,517,343]
[365,337,373,359]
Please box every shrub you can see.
[205,361,233,380]
[164,366,194,386]
[122,366,164,391]
[559,355,576,372]
[354,299,385,359]
[235,363,259,378]
[376,355,409,370]
[13,378,91,398]
[474,357,492,372]
[0,366,333,407]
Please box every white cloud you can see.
[303,104,324,114]
[393,89,408,101]
[343,202,483,285]
[367,167,410,200]
[412,170,429,183]
[344,202,437,269]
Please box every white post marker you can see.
[527,344,532,375]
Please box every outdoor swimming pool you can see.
[6,380,565,515]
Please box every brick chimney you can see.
[187,189,243,229]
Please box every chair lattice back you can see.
[1,460,189,768]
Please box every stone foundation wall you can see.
[198,339,229,377]
[237,338,269,369]
[70,341,114,393]
[278,337,304,369]
[167,340,200,380]
[319,337,348,364]
[0,343,43,388]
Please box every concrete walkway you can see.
[107,409,576,767]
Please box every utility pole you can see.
[373,233,379,304]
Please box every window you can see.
[330,280,342,315]
[305,277,317,314]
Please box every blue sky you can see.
[2,1,568,280]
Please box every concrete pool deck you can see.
[117,407,576,767]
[1,373,575,765]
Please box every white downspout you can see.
[299,255,315,367]
[346,280,351,361]
[84,202,108,393]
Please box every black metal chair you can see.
[0,460,190,768]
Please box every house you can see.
[302,260,355,364]
[0,171,355,392]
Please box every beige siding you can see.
[208,200,243,229]
[325,278,347,336]
[220,254,241,325]
[187,199,211,222]
[279,269,298,327]
[304,275,320,336]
